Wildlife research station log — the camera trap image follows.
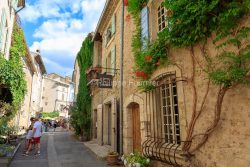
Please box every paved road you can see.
[10,129,107,167]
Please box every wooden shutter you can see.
[111,45,116,75]
[0,10,6,51]
[111,14,116,35]
[141,6,149,50]
[105,58,108,73]
[103,34,107,47]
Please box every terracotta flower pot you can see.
[106,153,119,165]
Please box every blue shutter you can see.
[141,6,149,50]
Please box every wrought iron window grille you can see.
[142,73,190,166]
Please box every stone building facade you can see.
[16,50,36,129]
[91,0,126,152]
[42,73,74,118]
[30,51,46,117]
[0,0,25,60]
[88,0,250,167]
[91,0,146,154]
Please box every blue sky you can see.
[19,0,106,77]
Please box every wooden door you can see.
[93,110,97,139]
[132,104,141,152]
[107,104,112,145]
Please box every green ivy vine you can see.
[0,22,27,126]
[128,0,250,157]
[70,34,93,139]
[128,0,250,90]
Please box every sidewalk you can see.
[83,140,112,160]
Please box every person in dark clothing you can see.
[53,121,57,131]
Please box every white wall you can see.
[0,0,17,60]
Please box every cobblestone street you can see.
[10,128,107,167]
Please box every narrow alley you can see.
[10,128,107,167]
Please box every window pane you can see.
[174,106,179,115]
[160,75,180,144]
[175,115,179,124]
[163,98,166,106]
[166,88,170,96]
[168,116,172,124]
[167,97,170,105]
[163,106,166,115]
[162,89,166,97]
[174,96,178,104]
[173,85,177,95]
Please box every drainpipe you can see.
[119,0,125,155]
[27,72,34,127]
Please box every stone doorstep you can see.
[83,141,112,160]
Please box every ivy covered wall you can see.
[0,22,27,128]
[127,0,250,164]
[70,34,93,139]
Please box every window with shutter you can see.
[110,45,116,75]
[111,14,116,35]
[0,10,6,52]
[12,0,18,10]
[141,7,149,50]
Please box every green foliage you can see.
[127,0,149,18]
[70,34,93,139]
[0,22,27,126]
[128,0,169,90]
[162,0,249,47]
[122,152,150,167]
[128,0,250,90]
[41,112,59,118]
[0,144,15,157]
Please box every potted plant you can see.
[106,151,119,165]
[121,152,150,167]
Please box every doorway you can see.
[132,103,141,152]
[93,109,97,139]
[107,103,112,145]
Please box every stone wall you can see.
[18,64,33,128]
[143,1,250,166]
[92,1,250,167]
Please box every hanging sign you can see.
[98,73,113,88]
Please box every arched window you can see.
[158,2,166,32]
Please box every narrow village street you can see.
[0,0,250,167]
[10,128,107,167]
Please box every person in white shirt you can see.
[24,117,42,156]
